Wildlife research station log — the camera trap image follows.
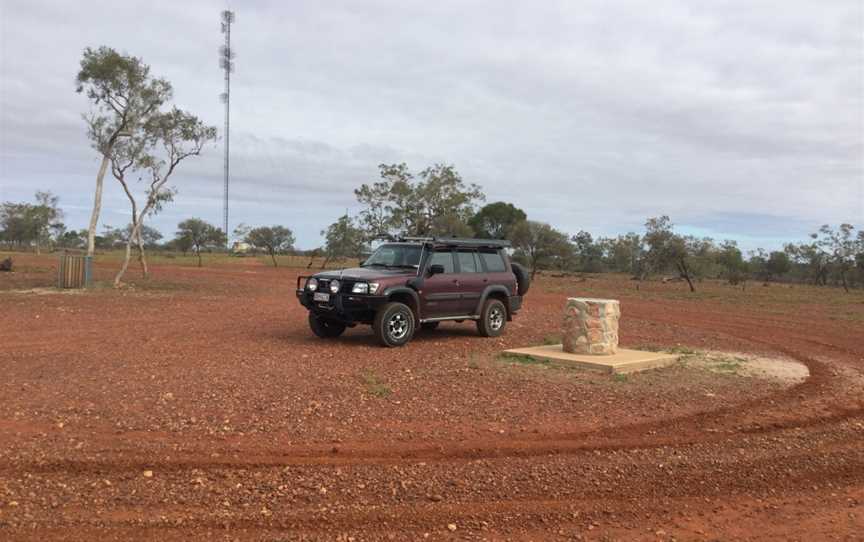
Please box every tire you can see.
[308,313,346,338]
[511,262,531,295]
[373,302,416,347]
[420,321,440,331]
[477,298,507,337]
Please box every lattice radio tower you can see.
[220,10,235,247]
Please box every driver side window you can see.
[373,247,396,266]
[429,250,455,273]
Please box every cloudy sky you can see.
[1,0,862,250]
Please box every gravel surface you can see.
[1,255,862,540]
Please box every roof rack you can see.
[397,236,511,248]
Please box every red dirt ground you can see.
[1,255,863,541]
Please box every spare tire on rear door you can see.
[511,262,530,295]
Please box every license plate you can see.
[313,292,330,302]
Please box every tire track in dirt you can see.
[2,297,861,472]
[7,444,863,540]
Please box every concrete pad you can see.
[503,345,679,375]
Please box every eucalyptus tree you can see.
[31,191,63,254]
[354,163,484,239]
[715,240,749,285]
[815,224,858,292]
[112,110,217,285]
[110,133,151,274]
[245,226,296,267]
[77,46,172,257]
[0,192,63,252]
[123,223,163,248]
[469,201,527,240]
[765,251,792,281]
[510,220,572,278]
[321,214,366,268]
[570,230,605,273]
[643,216,698,292]
[603,233,645,277]
[175,218,226,268]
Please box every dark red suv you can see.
[296,237,530,347]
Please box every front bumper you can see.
[296,288,388,324]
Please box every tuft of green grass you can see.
[667,345,698,355]
[714,361,741,373]
[612,373,629,383]
[709,354,745,373]
[359,369,391,398]
[632,344,701,356]
[679,351,748,376]
[497,352,550,366]
[121,280,195,292]
[632,344,663,352]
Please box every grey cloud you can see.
[0,0,861,251]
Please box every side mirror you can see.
[428,264,445,275]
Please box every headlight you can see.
[329,279,341,294]
[352,282,380,294]
[307,278,318,291]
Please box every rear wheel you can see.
[477,298,507,337]
[308,313,346,338]
[374,302,416,347]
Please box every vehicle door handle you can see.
[453,279,460,286]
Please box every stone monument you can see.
[561,298,620,355]
[505,297,677,374]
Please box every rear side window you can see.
[479,250,506,272]
[429,250,455,273]
[456,251,480,273]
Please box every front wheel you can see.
[308,313,346,338]
[373,302,416,347]
[477,298,507,337]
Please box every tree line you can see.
[507,216,864,292]
[4,165,862,291]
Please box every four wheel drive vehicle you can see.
[296,237,531,347]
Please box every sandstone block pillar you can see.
[562,298,620,355]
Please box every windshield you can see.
[362,244,422,268]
